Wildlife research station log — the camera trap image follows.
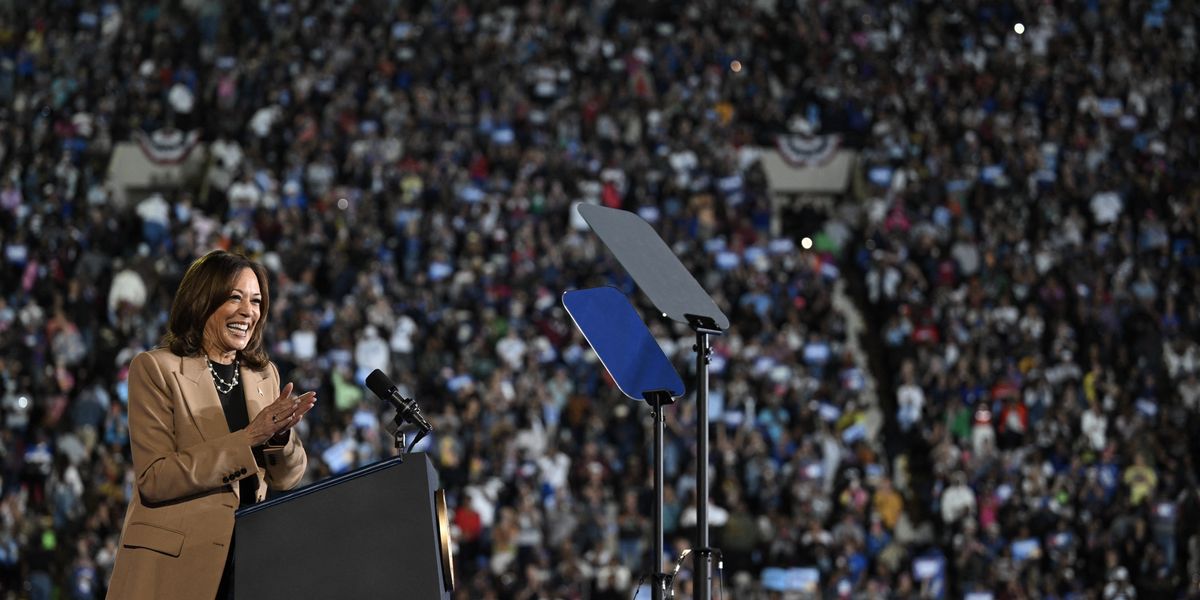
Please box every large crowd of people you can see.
[0,0,1198,598]
[857,0,1200,597]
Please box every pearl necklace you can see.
[206,357,240,394]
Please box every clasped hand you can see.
[246,382,317,446]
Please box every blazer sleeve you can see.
[260,361,308,491]
[128,352,259,504]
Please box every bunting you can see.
[775,133,841,168]
[134,129,201,165]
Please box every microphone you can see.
[366,369,433,433]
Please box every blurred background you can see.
[0,0,1198,598]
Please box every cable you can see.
[665,548,723,599]
[662,547,724,597]
[665,548,694,599]
[631,571,647,600]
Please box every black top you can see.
[210,360,259,508]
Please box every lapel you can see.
[242,362,273,420]
[177,355,232,442]
[177,356,274,439]
[177,355,275,504]
[241,363,273,503]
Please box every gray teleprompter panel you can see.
[577,203,729,331]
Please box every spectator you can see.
[1124,454,1159,508]
[940,472,977,528]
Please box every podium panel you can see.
[234,453,452,599]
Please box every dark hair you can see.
[162,250,271,369]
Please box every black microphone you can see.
[366,369,433,433]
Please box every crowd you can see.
[0,0,1197,598]
[856,0,1200,598]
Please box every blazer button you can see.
[222,476,229,483]
[240,467,248,475]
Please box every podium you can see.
[234,453,454,599]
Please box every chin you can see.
[226,336,251,352]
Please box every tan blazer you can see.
[106,348,307,600]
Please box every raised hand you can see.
[245,382,317,446]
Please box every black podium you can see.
[234,453,454,599]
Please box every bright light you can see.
[801,237,813,250]
[1014,23,1025,34]
[730,60,742,73]
[17,396,29,409]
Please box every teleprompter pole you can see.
[689,318,722,600]
[648,391,669,600]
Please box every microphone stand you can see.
[389,398,432,462]
[390,418,407,453]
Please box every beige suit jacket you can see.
[106,348,307,600]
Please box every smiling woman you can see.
[200,267,262,367]
[161,251,272,371]
[105,250,318,600]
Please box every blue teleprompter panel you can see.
[562,286,685,402]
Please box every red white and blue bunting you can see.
[134,129,201,165]
[775,133,841,168]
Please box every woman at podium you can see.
[106,250,317,600]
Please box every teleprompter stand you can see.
[563,286,685,600]
[576,204,730,600]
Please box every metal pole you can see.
[651,395,666,600]
[695,330,712,600]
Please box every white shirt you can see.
[1081,409,1107,451]
[897,383,925,416]
[1090,191,1122,225]
[354,332,390,375]
[135,194,170,226]
[496,334,527,370]
[941,484,976,524]
[107,269,147,312]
